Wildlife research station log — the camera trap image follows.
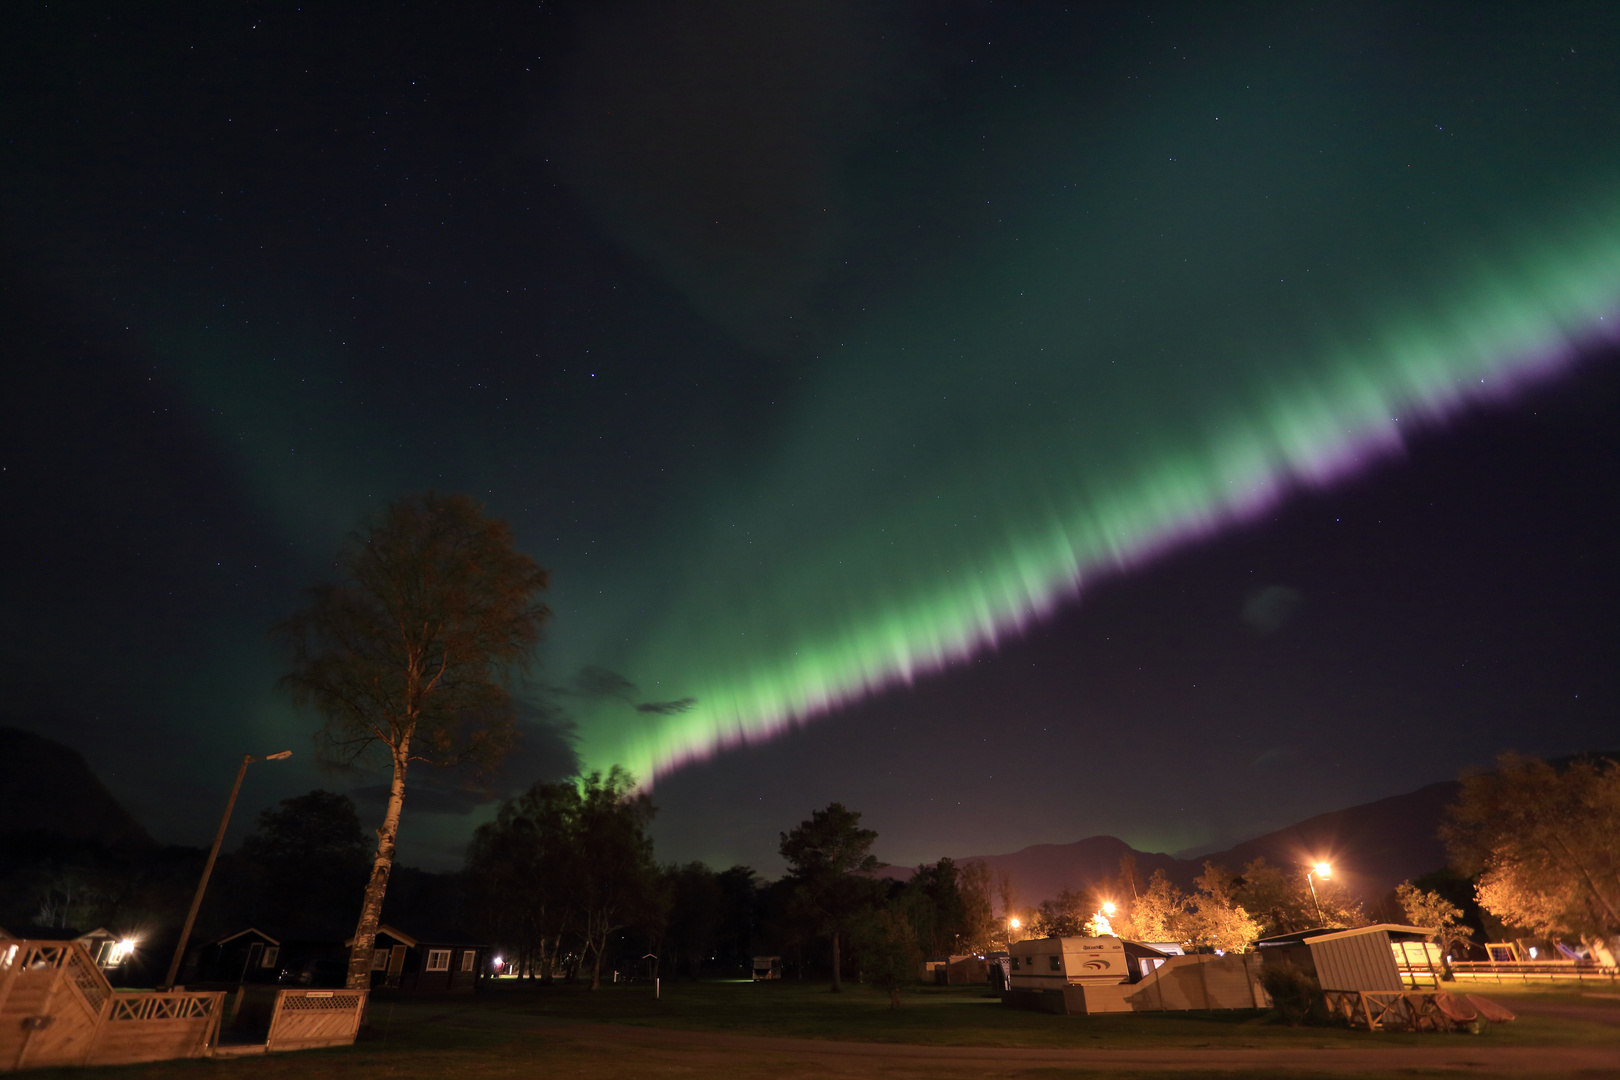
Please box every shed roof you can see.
[211,927,281,947]
[1256,923,1435,946]
[346,924,490,949]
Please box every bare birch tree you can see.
[275,492,549,989]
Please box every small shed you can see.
[354,924,489,993]
[1256,924,1437,992]
[938,954,990,985]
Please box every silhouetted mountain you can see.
[0,726,153,848]
[1188,781,1459,903]
[882,780,1468,906]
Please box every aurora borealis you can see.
[4,1,1617,870]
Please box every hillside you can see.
[0,725,154,848]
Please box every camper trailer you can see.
[751,956,782,981]
[1009,936,1128,989]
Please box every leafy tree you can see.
[1234,857,1363,935]
[712,865,761,976]
[663,862,724,978]
[854,906,918,1008]
[1126,870,1189,944]
[236,790,369,934]
[1443,752,1620,940]
[779,802,883,992]
[465,780,581,981]
[1184,863,1263,953]
[955,860,996,954]
[1032,887,1096,938]
[903,858,967,957]
[275,492,550,989]
[574,767,660,989]
[1395,880,1475,959]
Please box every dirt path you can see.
[529,1019,1620,1076]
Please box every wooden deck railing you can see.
[1448,959,1617,984]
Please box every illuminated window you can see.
[460,950,476,972]
[261,947,279,968]
[426,949,452,972]
[372,949,390,971]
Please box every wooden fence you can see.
[1,941,222,1071]
[265,988,369,1052]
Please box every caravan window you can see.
[1048,955,1061,971]
[426,949,452,972]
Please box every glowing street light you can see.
[1305,861,1333,925]
[1101,902,1117,916]
[162,750,293,989]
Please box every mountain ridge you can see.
[877,780,1462,906]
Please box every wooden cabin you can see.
[353,925,488,993]
[184,928,349,987]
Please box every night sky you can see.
[4,2,1616,875]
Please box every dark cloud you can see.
[1242,586,1304,634]
[636,697,697,716]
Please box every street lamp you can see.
[1008,916,1021,946]
[162,750,293,989]
[1305,861,1332,925]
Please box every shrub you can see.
[1259,964,1325,1026]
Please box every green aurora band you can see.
[553,10,1620,788]
[576,206,1620,783]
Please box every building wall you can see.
[1308,931,1402,992]
[1124,953,1267,1011]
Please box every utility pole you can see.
[161,750,291,989]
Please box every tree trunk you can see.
[830,930,841,993]
[346,741,409,990]
[588,940,605,990]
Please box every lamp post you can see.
[1305,861,1332,925]
[162,750,292,989]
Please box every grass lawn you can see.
[21,978,1618,1080]
[455,976,1617,1048]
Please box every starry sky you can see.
[3,1,1617,874]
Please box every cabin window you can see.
[372,949,390,970]
[426,949,452,972]
[261,947,280,968]
[1048,955,1061,971]
[461,950,477,972]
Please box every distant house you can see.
[0,925,133,971]
[184,927,349,987]
[352,924,489,993]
